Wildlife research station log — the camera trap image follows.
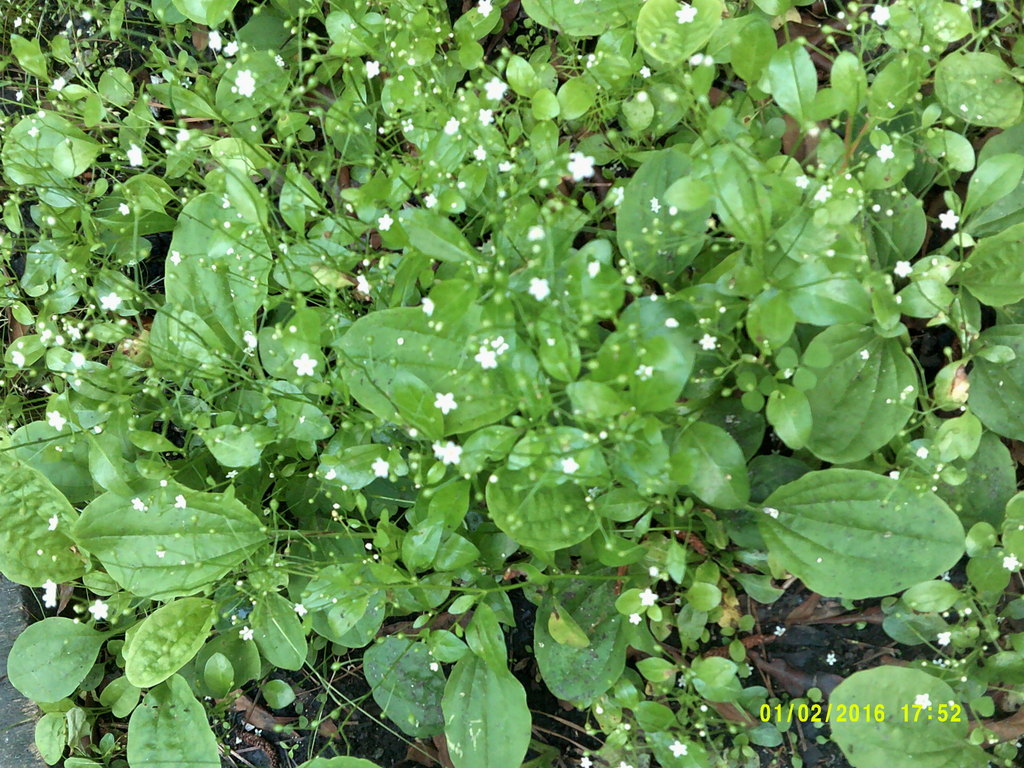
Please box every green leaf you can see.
[201,424,275,468]
[557,78,596,120]
[442,654,531,768]
[902,580,960,613]
[801,324,917,463]
[960,222,1024,306]
[262,679,296,709]
[765,384,812,450]
[127,675,219,768]
[203,653,235,698]
[402,210,482,265]
[170,0,237,26]
[637,0,723,67]
[0,453,87,587]
[521,0,636,37]
[296,759,383,768]
[830,51,867,115]
[8,618,105,702]
[761,469,964,599]
[73,480,265,600]
[99,677,142,719]
[124,598,215,688]
[968,326,1024,441]
[466,603,507,673]
[670,422,749,509]
[963,153,1024,219]
[935,51,1024,128]
[35,713,65,765]
[11,34,49,79]
[546,596,590,648]
[364,637,445,737]
[485,469,597,551]
[763,42,817,123]
[830,667,985,768]
[868,53,927,119]
[251,592,307,670]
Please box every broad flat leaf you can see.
[764,42,817,123]
[127,675,219,767]
[761,469,964,599]
[73,481,265,600]
[802,324,917,463]
[8,619,105,702]
[402,210,482,265]
[485,469,597,551]
[364,637,445,738]
[0,454,87,586]
[521,0,635,36]
[968,325,1024,441]
[935,431,1015,528]
[535,579,625,703]
[765,385,811,450]
[296,759,382,768]
[935,52,1023,128]
[830,667,986,768]
[959,222,1024,306]
[670,422,749,508]
[442,654,531,768]
[636,0,723,66]
[963,153,1024,219]
[125,598,214,688]
[251,592,307,670]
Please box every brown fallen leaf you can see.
[975,707,1024,742]
[231,693,298,737]
[749,651,843,698]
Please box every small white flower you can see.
[429,661,440,672]
[484,77,507,101]
[118,202,131,216]
[423,193,438,208]
[422,297,435,316]
[916,446,929,459]
[48,515,59,531]
[871,5,891,25]
[475,346,498,369]
[372,457,390,478]
[561,457,580,474]
[639,588,657,607]
[126,143,144,166]
[434,392,458,415]
[473,145,487,161]
[444,117,460,135]
[88,600,110,621]
[498,160,514,172]
[156,549,167,558]
[42,580,58,608]
[478,108,494,125]
[587,261,601,278]
[914,693,931,708]
[528,277,551,300]
[243,330,258,350]
[365,60,381,78]
[528,225,545,241]
[234,69,256,98]
[47,410,67,431]
[669,741,688,757]
[1004,554,1020,571]
[825,651,837,665]
[763,506,780,519]
[477,0,493,14]
[52,77,66,91]
[240,626,255,641]
[10,349,26,367]
[894,260,913,278]
[795,175,810,189]
[859,349,870,360]
[774,625,786,636]
[580,758,593,768]
[665,318,680,328]
[223,40,239,57]
[699,333,718,351]
[567,152,595,182]
[293,353,318,377]
[635,364,654,380]
[676,4,697,23]
[294,603,308,617]
[814,184,832,203]
[939,209,959,230]
[639,66,651,78]
[650,197,661,213]
[356,274,371,295]
[131,497,147,512]
[876,144,895,163]
[208,30,223,50]
[27,126,40,139]
[432,441,463,466]
[174,494,187,508]
[628,612,642,625]
[99,292,123,311]
[936,631,951,647]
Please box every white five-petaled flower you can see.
[915,446,929,459]
[528,277,551,301]
[293,353,318,377]
[372,457,390,478]
[478,108,494,125]
[422,297,435,316]
[434,392,458,415]
[48,515,59,531]
[635,364,654,381]
[377,212,394,231]
[939,209,959,230]
[475,346,498,369]
[825,651,837,665]
[876,144,895,162]
[527,225,545,241]
[795,175,810,189]
[814,184,832,203]
[223,40,239,57]
[580,757,593,768]
[936,631,951,646]
[699,333,717,351]
[763,506,780,519]
[118,202,131,216]
[233,69,256,97]
[131,497,147,512]
[156,549,167,558]
[484,77,507,101]
[208,30,223,51]
[174,494,187,508]
[914,693,931,708]
[99,292,123,311]
[47,410,67,431]
[561,457,580,474]
[859,349,870,360]
[52,76,66,92]
[639,588,658,607]
[365,60,381,78]
[42,580,58,608]
[240,626,255,641]
[473,145,487,161]
[567,152,595,181]
[444,117,460,135]
[477,0,493,14]
[871,4,891,25]
[126,143,144,166]
[294,603,308,617]
[433,441,463,466]
[676,4,697,23]
[423,193,438,208]
[356,274,371,294]
[88,600,110,621]
[1004,554,1020,571]
[628,612,642,625]
[894,260,913,278]
[669,741,688,757]
[650,197,661,213]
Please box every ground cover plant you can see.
[3,0,1024,767]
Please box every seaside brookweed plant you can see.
[3,1,1024,767]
